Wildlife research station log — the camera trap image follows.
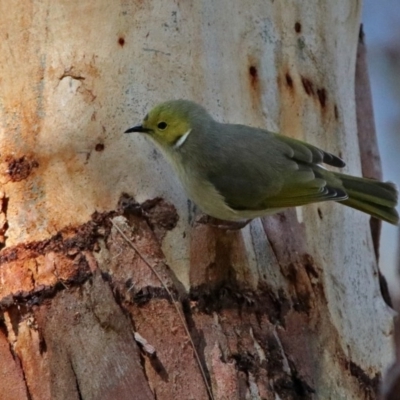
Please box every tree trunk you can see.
[0,1,393,399]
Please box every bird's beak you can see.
[124,125,151,134]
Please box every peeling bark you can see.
[355,25,383,262]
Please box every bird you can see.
[125,99,398,226]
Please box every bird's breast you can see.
[167,153,239,220]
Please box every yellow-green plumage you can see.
[125,100,398,225]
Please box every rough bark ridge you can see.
[0,197,386,399]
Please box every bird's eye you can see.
[157,122,167,130]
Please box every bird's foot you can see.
[195,214,251,230]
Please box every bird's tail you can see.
[334,172,399,225]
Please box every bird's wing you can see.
[255,134,347,208]
[203,125,346,211]
[275,134,345,168]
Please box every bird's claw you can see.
[194,214,250,230]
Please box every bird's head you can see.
[125,100,211,149]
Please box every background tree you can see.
[0,1,393,399]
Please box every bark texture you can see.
[0,1,393,399]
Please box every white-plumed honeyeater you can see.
[125,100,398,225]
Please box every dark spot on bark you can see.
[0,195,9,250]
[265,332,316,399]
[288,359,316,396]
[117,193,142,216]
[285,73,293,88]
[259,287,291,326]
[6,156,39,182]
[359,23,365,44]
[369,216,381,263]
[100,271,112,283]
[125,278,133,290]
[248,60,262,106]
[294,22,302,33]
[285,263,313,314]
[292,293,312,314]
[249,65,258,79]
[249,65,259,89]
[232,353,256,373]
[265,333,285,370]
[118,37,125,47]
[0,319,8,339]
[149,356,169,382]
[39,336,47,354]
[317,208,323,220]
[272,360,315,399]
[278,212,287,222]
[303,254,319,279]
[95,143,105,152]
[285,263,298,283]
[334,104,339,120]
[349,361,380,397]
[317,88,327,108]
[301,77,314,96]
[70,360,84,400]
[378,270,392,308]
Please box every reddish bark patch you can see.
[118,37,125,47]
[0,330,29,399]
[0,194,179,308]
[0,211,119,307]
